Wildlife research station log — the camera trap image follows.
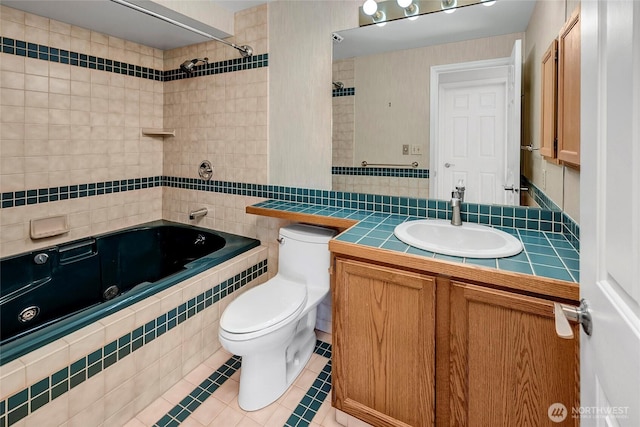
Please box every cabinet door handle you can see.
[553,299,592,339]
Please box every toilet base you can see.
[236,310,317,411]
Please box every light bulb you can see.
[363,0,378,16]
[397,0,413,8]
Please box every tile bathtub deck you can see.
[252,200,580,283]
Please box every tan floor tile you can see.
[315,330,332,344]
[307,354,329,373]
[203,348,234,370]
[263,404,293,427]
[236,415,262,427]
[184,363,215,387]
[320,407,344,427]
[135,397,174,425]
[122,418,147,427]
[209,405,244,427]
[212,378,239,404]
[293,368,317,390]
[163,379,197,405]
[190,397,227,426]
[180,416,205,427]
[278,385,307,410]
[244,399,279,425]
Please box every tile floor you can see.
[124,331,358,427]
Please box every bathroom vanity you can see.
[247,201,580,426]
[330,243,579,427]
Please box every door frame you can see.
[430,56,515,202]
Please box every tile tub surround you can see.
[0,246,268,427]
[250,199,580,284]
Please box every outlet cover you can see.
[402,144,409,155]
[411,144,423,155]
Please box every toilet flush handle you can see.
[276,237,284,244]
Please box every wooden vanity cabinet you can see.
[331,255,580,427]
[540,39,558,160]
[332,257,437,427]
[448,280,580,427]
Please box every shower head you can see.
[333,81,344,90]
[180,57,209,74]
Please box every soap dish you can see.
[30,215,70,239]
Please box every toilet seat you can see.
[220,275,307,335]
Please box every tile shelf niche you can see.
[141,128,175,137]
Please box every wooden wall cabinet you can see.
[540,40,558,160]
[539,7,580,167]
[332,258,437,427]
[557,7,581,167]
[331,256,580,426]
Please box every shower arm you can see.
[109,0,253,57]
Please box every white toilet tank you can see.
[277,224,336,291]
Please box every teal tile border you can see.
[0,36,267,82]
[1,260,267,426]
[332,87,355,97]
[152,340,332,427]
[332,166,429,179]
[1,175,580,251]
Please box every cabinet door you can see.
[333,258,436,427]
[449,281,579,426]
[540,39,558,160]
[557,7,581,166]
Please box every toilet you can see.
[218,223,336,411]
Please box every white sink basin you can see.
[394,219,523,259]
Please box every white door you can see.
[430,40,522,205]
[438,79,507,204]
[580,0,640,425]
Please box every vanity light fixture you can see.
[372,10,387,25]
[441,0,457,13]
[362,0,378,15]
[397,0,419,18]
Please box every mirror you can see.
[331,0,539,206]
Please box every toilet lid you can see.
[220,276,307,334]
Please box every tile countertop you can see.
[248,200,580,300]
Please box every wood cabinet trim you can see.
[330,240,579,302]
[246,205,357,230]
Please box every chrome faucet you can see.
[450,180,465,226]
[189,207,208,220]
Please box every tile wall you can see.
[0,5,164,257]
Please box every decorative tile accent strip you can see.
[0,176,162,208]
[0,36,268,83]
[332,166,429,179]
[164,54,268,82]
[1,260,267,426]
[1,36,163,80]
[526,178,562,211]
[332,87,355,97]
[153,356,242,427]
[1,175,578,244]
[562,212,580,251]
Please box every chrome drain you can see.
[103,285,120,300]
[19,306,40,323]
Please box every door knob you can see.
[444,162,454,168]
[553,299,592,339]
